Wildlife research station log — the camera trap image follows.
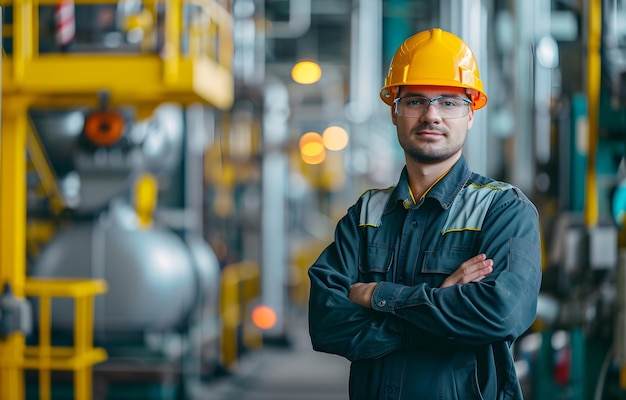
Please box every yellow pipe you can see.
[220,264,240,369]
[133,174,159,229]
[220,261,262,368]
[584,0,601,227]
[240,262,262,350]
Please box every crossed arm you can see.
[309,192,541,361]
[348,253,494,308]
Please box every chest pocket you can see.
[358,243,395,282]
[357,188,396,282]
[419,181,512,286]
[420,247,474,287]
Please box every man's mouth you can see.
[415,129,444,138]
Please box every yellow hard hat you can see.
[380,28,488,110]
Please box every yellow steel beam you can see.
[0,97,29,400]
[2,55,234,109]
[0,98,29,302]
[2,0,235,110]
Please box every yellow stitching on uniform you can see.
[441,227,482,235]
[419,166,454,201]
[439,181,512,235]
[408,188,416,204]
[468,182,509,191]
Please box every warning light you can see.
[251,305,277,330]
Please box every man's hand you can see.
[348,282,377,308]
[440,253,493,288]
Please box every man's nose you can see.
[420,101,442,121]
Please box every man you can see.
[308,28,542,399]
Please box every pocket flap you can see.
[422,248,473,274]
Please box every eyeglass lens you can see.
[395,96,470,118]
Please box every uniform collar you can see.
[386,156,472,213]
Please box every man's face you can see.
[392,85,475,164]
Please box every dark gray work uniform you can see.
[308,156,542,400]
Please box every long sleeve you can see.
[308,204,416,362]
[370,188,542,346]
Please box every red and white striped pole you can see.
[54,0,75,50]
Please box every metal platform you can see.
[190,317,350,400]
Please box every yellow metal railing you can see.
[0,0,234,109]
[220,261,261,370]
[23,278,108,400]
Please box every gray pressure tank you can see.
[30,220,198,333]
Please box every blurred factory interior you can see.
[1,0,626,398]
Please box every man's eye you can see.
[440,98,461,107]
[406,98,426,106]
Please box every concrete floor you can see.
[191,318,351,400]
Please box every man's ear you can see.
[391,105,398,126]
[467,109,475,130]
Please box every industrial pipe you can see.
[584,0,601,227]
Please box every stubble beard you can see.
[399,128,463,164]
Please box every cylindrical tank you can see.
[30,220,198,333]
[186,235,221,313]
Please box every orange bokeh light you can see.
[299,131,326,164]
[251,305,277,330]
[322,125,349,151]
[301,141,325,157]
